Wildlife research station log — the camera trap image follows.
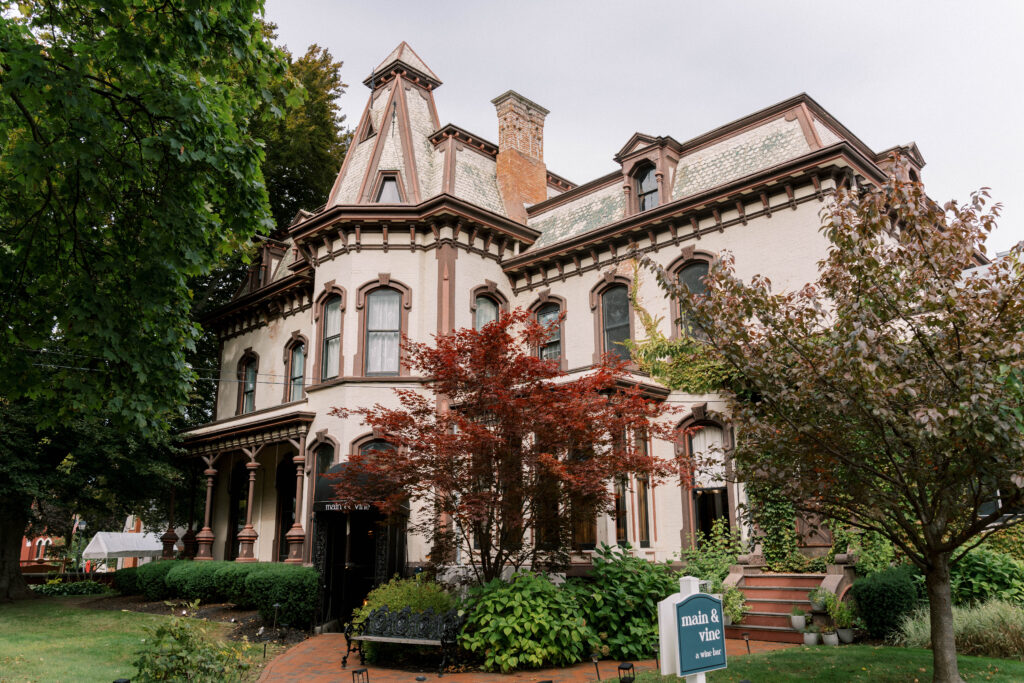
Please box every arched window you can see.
[365,288,402,375]
[35,539,45,560]
[285,340,306,402]
[536,302,561,360]
[689,423,729,541]
[359,438,397,457]
[677,260,709,337]
[601,284,630,362]
[237,352,258,415]
[315,443,335,479]
[635,165,659,212]
[474,295,499,330]
[321,294,342,380]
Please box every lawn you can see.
[637,645,1024,682]
[0,595,267,682]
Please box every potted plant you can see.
[722,586,747,626]
[802,623,820,646]
[790,605,806,630]
[808,587,831,612]
[821,624,839,646]
[829,598,855,643]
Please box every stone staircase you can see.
[724,573,825,644]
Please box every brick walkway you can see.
[258,634,792,682]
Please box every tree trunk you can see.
[0,506,35,602]
[925,552,963,683]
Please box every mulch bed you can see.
[83,594,309,645]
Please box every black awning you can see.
[313,463,376,512]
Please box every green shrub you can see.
[165,561,232,604]
[136,561,180,601]
[31,579,109,596]
[243,564,318,629]
[113,566,141,595]
[850,564,920,639]
[213,562,274,609]
[461,572,593,672]
[982,525,1024,562]
[894,600,1024,659]
[679,518,745,585]
[566,543,677,660]
[133,607,255,682]
[349,574,458,663]
[950,547,1024,606]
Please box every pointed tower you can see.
[326,43,443,207]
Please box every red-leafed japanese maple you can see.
[330,308,685,583]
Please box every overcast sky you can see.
[266,0,1023,253]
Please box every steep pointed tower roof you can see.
[362,40,441,90]
[326,43,511,219]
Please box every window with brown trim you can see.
[676,261,709,337]
[237,352,258,415]
[536,302,561,361]
[601,284,630,361]
[614,477,629,545]
[473,295,500,330]
[321,295,342,380]
[635,434,652,548]
[287,342,305,402]
[375,176,402,203]
[635,165,659,212]
[365,288,402,375]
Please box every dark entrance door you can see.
[312,464,407,626]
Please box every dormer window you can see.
[635,165,659,212]
[375,176,402,203]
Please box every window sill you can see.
[305,375,426,393]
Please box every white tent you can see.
[81,532,163,559]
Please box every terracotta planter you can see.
[837,628,854,644]
[790,615,806,630]
[822,632,839,646]
[803,632,819,646]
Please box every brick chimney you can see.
[492,90,549,223]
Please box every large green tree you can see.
[253,41,351,231]
[0,0,292,600]
[640,174,1024,682]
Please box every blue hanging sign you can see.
[675,592,727,676]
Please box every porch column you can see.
[160,490,178,560]
[236,445,263,562]
[285,434,308,563]
[195,454,220,561]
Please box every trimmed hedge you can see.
[214,562,275,609]
[851,564,920,639]
[244,564,319,628]
[113,566,141,595]
[137,561,179,601]
[165,561,233,604]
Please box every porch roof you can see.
[181,410,316,456]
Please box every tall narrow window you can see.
[288,343,305,401]
[321,295,342,380]
[315,444,334,481]
[240,358,257,414]
[601,285,630,361]
[537,303,561,361]
[635,434,652,548]
[375,177,401,203]
[614,477,629,545]
[636,166,659,212]
[366,289,401,375]
[677,261,709,337]
[474,295,499,330]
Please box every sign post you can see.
[657,576,728,681]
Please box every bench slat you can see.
[350,635,442,646]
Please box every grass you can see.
[0,595,273,682]
[636,645,1024,682]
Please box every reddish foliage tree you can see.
[330,308,687,583]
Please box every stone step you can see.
[744,597,814,614]
[743,574,825,589]
[724,624,805,644]
[735,611,793,628]
[738,585,817,601]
